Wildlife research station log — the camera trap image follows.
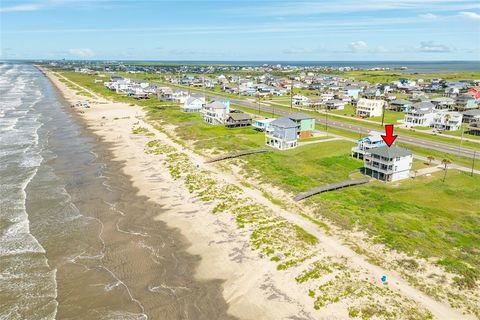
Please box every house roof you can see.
[288,112,313,121]
[390,99,411,105]
[228,112,252,121]
[412,101,434,110]
[326,99,345,104]
[463,109,480,116]
[369,146,412,158]
[185,97,202,105]
[431,97,454,103]
[271,117,298,128]
[206,101,227,109]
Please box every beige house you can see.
[356,98,386,118]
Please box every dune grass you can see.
[57,69,480,287]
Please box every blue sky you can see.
[1,0,479,61]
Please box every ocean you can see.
[49,60,480,73]
[0,64,232,319]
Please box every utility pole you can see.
[290,79,293,109]
[472,151,476,176]
[257,93,260,114]
[381,101,386,127]
[325,105,328,136]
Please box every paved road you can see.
[229,98,478,159]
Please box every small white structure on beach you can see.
[356,98,386,118]
[364,146,413,182]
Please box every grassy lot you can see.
[242,140,362,193]
[370,110,406,124]
[341,70,480,83]
[58,69,480,286]
[308,170,480,287]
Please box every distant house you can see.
[432,111,463,131]
[467,120,480,136]
[265,117,298,150]
[325,99,346,110]
[181,96,205,112]
[431,97,455,110]
[389,99,411,112]
[345,87,362,99]
[364,146,413,182]
[287,112,315,138]
[404,102,436,127]
[363,87,381,99]
[356,98,386,118]
[411,91,429,101]
[455,95,478,111]
[292,94,310,106]
[226,112,252,127]
[253,118,276,131]
[351,131,388,159]
[202,100,230,125]
[462,109,480,123]
[467,86,480,100]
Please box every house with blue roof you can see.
[352,131,388,159]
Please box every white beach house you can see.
[403,101,437,127]
[202,100,230,125]
[432,111,463,131]
[181,95,205,112]
[364,146,413,182]
[355,98,386,118]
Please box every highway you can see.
[228,98,478,159]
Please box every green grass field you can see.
[309,170,480,288]
[57,69,480,287]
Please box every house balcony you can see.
[365,163,394,174]
[265,132,296,142]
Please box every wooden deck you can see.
[205,148,271,163]
[294,178,370,201]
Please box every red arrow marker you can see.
[381,124,397,147]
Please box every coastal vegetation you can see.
[54,69,480,316]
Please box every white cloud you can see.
[418,41,450,52]
[458,11,480,20]
[419,13,438,19]
[0,4,42,13]
[68,48,95,57]
[349,41,368,52]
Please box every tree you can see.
[441,159,451,182]
[427,156,435,165]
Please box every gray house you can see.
[265,117,298,150]
[463,109,480,123]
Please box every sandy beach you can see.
[38,66,478,320]
[41,67,322,319]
